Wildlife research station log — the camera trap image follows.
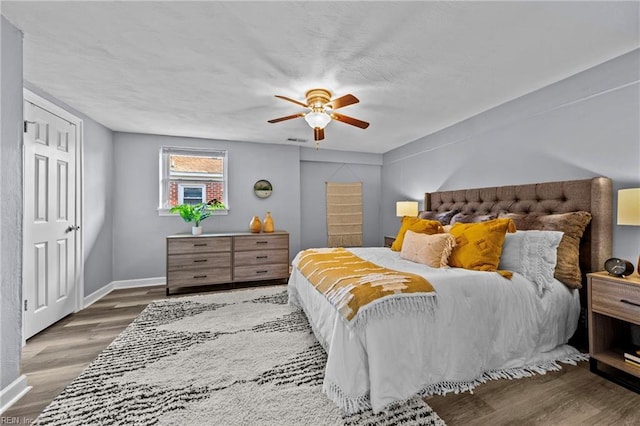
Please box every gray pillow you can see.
[450,212,496,225]
[418,209,459,225]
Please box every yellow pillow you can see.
[448,218,516,273]
[391,216,444,251]
[400,230,457,268]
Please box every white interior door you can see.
[23,100,78,339]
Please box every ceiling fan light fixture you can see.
[304,111,331,129]
[269,88,368,145]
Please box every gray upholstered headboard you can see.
[425,177,613,278]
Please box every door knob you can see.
[65,225,80,233]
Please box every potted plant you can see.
[170,199,226,235]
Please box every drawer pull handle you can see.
[193,243,208,247]
[193,275,207,279]
[256,270,268,274]
[256,256,268,259]
[620,299,640,308]
[193,259,208,263]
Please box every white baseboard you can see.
[0,375,31,415]
[83,283,114,308]
[83,277,166,308]
[112,276,166,289]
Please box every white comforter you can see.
[288,247,582,414]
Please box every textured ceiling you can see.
[2,1,638,153]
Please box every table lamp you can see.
[617,188,640,275]
[396,201,419,217]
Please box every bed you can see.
[288,177,612,414]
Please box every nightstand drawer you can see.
[591,277,640,325]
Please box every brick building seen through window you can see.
[168,154,224,206]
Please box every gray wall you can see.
[0,15,23,390]
[24,83,115,297]
[300,147,382,248]
[382,49,640,264]
[112,133,302,281]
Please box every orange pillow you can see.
[400,230,457,268]
[448,218,516,273]
[391,216,444,251]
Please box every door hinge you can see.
[24,299,28,311]
[24,120,36,133]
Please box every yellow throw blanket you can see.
[295,248,436,328]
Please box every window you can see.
[159,147,228,214]
[178,184,206,205]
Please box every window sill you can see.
[158,208,229,217]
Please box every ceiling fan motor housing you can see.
[305,88,332,109]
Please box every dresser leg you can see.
[166,288,170,296]
[589,357,598,373]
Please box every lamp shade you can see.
[617,188,640,225]
[304,111,331,129]
[396,201,419,217]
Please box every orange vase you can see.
[263,211,274,233]
[249,215,262,233]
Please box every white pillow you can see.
[498,230,564,296]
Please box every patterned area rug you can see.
[35,286,445,425]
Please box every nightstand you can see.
[384,235,396,248]
[587,271,640,392]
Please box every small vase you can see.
[192,226,203,236]
[249,215,262,233]
[263,211,274,233]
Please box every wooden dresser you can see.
[166,231,289,295]
[587,271,640,392]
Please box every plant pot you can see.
[192,226,203,236]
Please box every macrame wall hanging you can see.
[325,182,363,247]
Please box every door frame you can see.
[22,88,84,342]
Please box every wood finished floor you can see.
[4,284,640,425]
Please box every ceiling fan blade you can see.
[314,127,325,141]
[326,94,359,110]
[274,95,309,108]
[330,112,370,129]
[267,113,305,124]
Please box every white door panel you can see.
[23,100,78,338]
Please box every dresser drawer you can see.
[167,237,232,255]
[234,235,288,252]
[233,264,289,282]
[168,253,231,271]
[167,268,232,287]
[233,249,289,267]
[591,277,640,325]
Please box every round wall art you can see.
[253,179,273,198]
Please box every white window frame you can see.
[158,146,229,216]
[178,183,206,205]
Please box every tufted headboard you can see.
[425,177,613,279]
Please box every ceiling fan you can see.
[268,88,369,143]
